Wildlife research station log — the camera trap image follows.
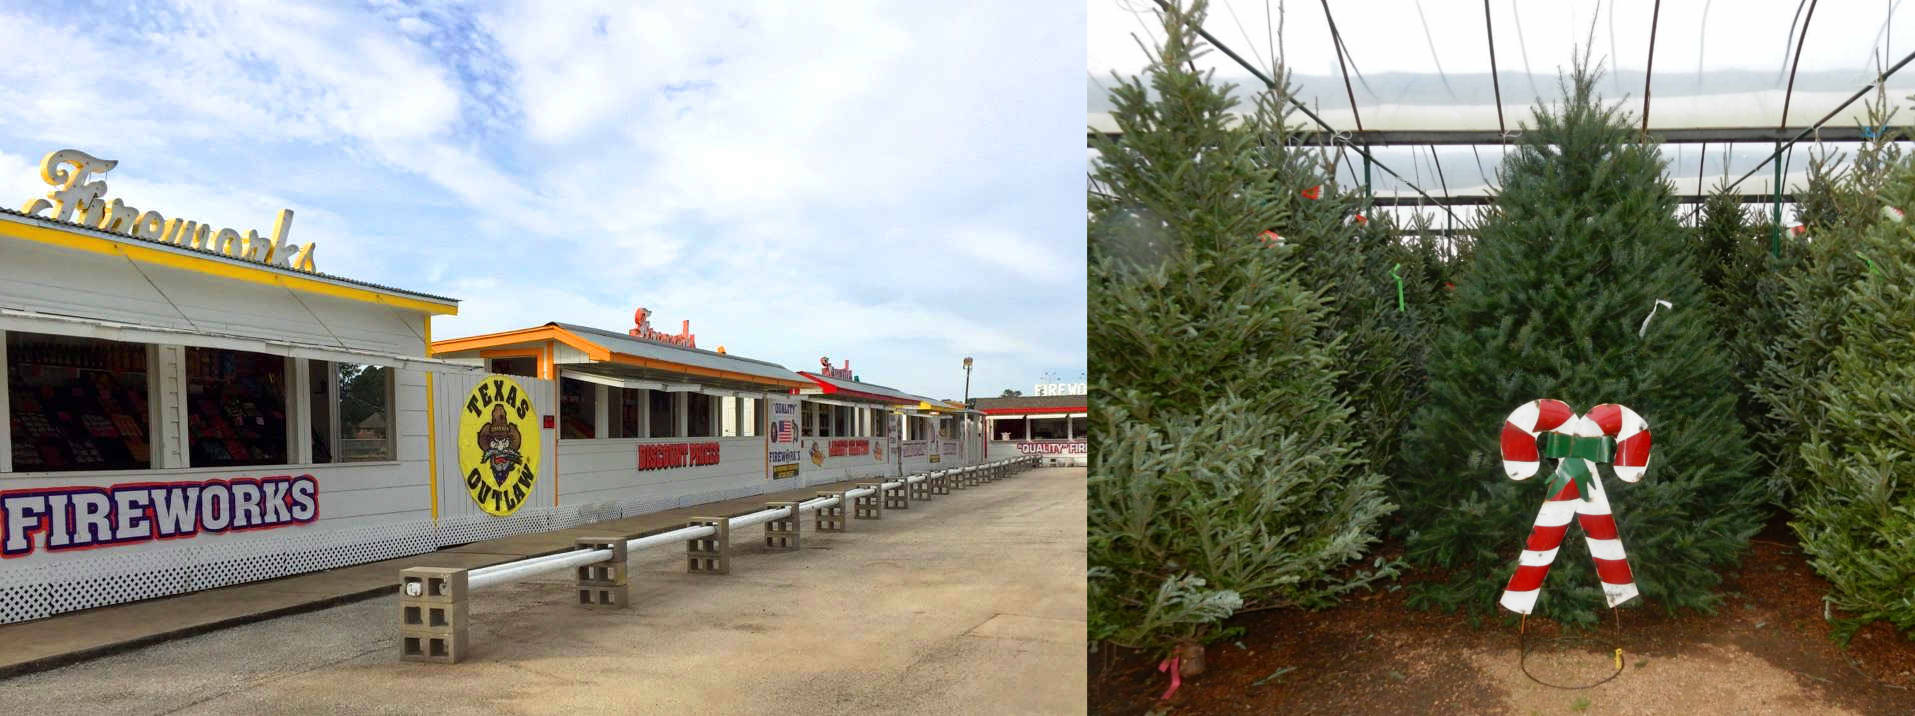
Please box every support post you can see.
[853,482,885,519]
[815,491,849,532]
[765,501,802,550]
[575,537,629,608]
[687,517,731,575]
[399,567,470,664]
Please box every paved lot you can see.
[0,467,1087,715]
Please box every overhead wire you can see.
[1413,0,1458,101]
[1485,0,1507,135]
[1511,0,1541,100]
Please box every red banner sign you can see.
[638,442,722,471]
[828,439,870,457]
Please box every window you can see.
[609,387,643,438]
[872,409,888,437]
[6,331,151,472]
[1030,417,1069,440]
[938,418,955,439]
[559,378,595,439]
[743,398,761,437]
[687,393,713,438]
[188,347,288,468]
[1069,416,1087,440]
[834,405,851,437]
[649,389,677,438]
[489,356,536,377]
[311,360,397,464]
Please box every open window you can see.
[6,331,152,472]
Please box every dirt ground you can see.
[1090,517,1915,715]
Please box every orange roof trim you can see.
[432,323,806,389]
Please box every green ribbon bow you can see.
[1538,433,1616,502]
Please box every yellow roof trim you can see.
[0,216,457,315]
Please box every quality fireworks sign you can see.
[458,375,542,517]
[768,396,801,479]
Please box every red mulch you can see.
[1088,516,1915,714]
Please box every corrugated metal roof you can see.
[0,207,459,304]
[973,395,1088,411]
[552,322,807,384]
[799,372,920,403]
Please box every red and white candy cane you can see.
[1497,399,1653,615]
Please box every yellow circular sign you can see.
[457,375,542,516]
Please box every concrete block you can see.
[398,566,470,664]
[884,480,911,510]
[815,491,849,532]
[575,536,629,608]
[400,567,467,604]
[765,501,803,550]
[400,627,469,664]
[687,517,732,575]
[910,475,932,501]
[401,599,470,632]
[930,473,950,495]
[854,483,885,520]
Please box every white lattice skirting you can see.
[0,493,714,625]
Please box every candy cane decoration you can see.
[1497,399,1653,615]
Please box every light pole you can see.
[961,356,973,405]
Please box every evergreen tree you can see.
[1399,64,1763,624]
[1756,98,1902,502]
[1247,103,1436,481]
[1793,156,1915,642]
[1087,0,1393,654]
[1694,185,1789,482]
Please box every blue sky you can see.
[0,0,1087,401]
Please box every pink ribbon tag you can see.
[1157,656,1183,700]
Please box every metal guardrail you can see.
[397,455,1042,663]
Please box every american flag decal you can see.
[773,420,796,443]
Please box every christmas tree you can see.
[1087,0,1393,653]
[1246,101,1441,482]
[1694,183,1793,486]
[1399,63,1763,624]
[1756,97,1902,502]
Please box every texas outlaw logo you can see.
[458,376,542,517]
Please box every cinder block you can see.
[574,536,629,608]
[577,584,629,607]
[910,476,932,501]
[765,501,803,550]
[884,480,911,510]
[398,566,471,664]
[930,473,950,495]
[400,627,469,664]
[854,483,885,520]
[401,567,468,604]
[401,599,470,632]
[815,491,849,532]
[688,517,732,575]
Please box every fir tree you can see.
[1087,0,1393,654]
[1694,184,1790,482]
[1399,64,1763,624]
[1756,97,1903,502]
[1793,158,1915,642]
[1246,96,1436,481]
